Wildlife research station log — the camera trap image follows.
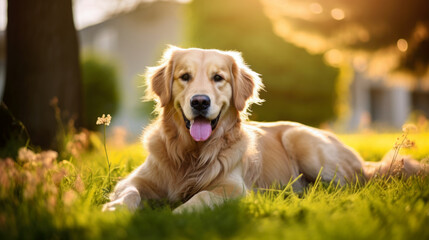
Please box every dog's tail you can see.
[363,150,429,179]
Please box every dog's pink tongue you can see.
[190,117,212,142]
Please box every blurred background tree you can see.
[185,0,339,126]
[259,0,429,129]
[3,0,82,149]
[81,53,120,130]
[262,0,429,77]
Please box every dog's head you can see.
[146,46,263,142]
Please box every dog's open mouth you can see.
[181,110,221,142]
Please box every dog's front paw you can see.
[173,202,201,214]
[172,205,186,214]
[102,199,127,212]
[102,193,141,212]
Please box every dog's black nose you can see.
[190,95,210,111]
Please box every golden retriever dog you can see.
[103,46,427,213]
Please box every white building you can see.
[349,69,429,130]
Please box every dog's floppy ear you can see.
[228,51,263,112]
[145,46,179,107]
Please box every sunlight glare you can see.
[272,19,328,53]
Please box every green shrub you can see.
[81,53,120,130]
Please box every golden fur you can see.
[103,46,427,213]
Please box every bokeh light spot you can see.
[331,8,345,20]
[324,49,343,66]
[397,38,408,52]
[309,3,323,14]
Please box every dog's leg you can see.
[173,170,247,214]
[281,127,366,185]
[102,186,141,211]
[102,158,163,212]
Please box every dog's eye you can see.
[213,74,224,82]
[180,73,190,81]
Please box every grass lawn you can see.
[1,131,429,240]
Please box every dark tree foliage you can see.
[269,0,429,74]
[3,0,82,149]
[185,0,339,125]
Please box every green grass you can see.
[338,132,429,162]
[1,131,429,240]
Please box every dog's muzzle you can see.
[181,108,221,142]
[181,109,221,131]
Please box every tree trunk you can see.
[4,0,82,149]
